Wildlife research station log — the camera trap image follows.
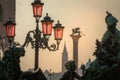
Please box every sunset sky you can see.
[16,0,120,72]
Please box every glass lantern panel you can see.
[32,4,43,17]
[42,22,53,35]
[54,28,63,40]
[5,25,15,37]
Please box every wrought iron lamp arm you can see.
[22,30,36,48]
[46,43,59,51]
[22,28,60,51]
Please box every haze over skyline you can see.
[16,0,120,72]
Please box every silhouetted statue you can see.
[80,64,86,75]
[0,46,25,80]
[0,45,47,80]
[60,60,81,80]
[81,11,120,80]
[72,27,80,35]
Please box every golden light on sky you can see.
[16,0,120,72]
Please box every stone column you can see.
[70,34,81,72]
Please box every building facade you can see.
[0,0,16,53]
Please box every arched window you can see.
[0,5,3,21]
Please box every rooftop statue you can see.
[72,27,85,36]
[81,11,120,80]
[0,46,25,80]
[60,60,81,80]
[72,27,81,35]
[102,11,120,45]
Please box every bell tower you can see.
[62,42,68,72]
[0,0,16,53]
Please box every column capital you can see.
[70,34,81,42]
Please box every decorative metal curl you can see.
[22,31,36,48]
[22,30,59,51]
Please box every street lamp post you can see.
[22,0,65,70]
[3,0,64,71]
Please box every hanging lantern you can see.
[53,21,64,43]
[31,0,44,17]
[4,18,16,38]
[41,13,54,39]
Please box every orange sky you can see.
[16,0,120,72]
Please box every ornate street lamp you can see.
[22,0,64,70]
[41,13,54,39]
[53,21,64,47]
[4,18,16,46]
[31,0,44,18]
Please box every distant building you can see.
[44,59,92,80]
[62,42,68,72]
[0,0,16,53]
[44,69,63,80]
[85,58,91,69]
[44,69,50,79]
[0,0,15,22]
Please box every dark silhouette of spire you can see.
[62,42,68,72]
